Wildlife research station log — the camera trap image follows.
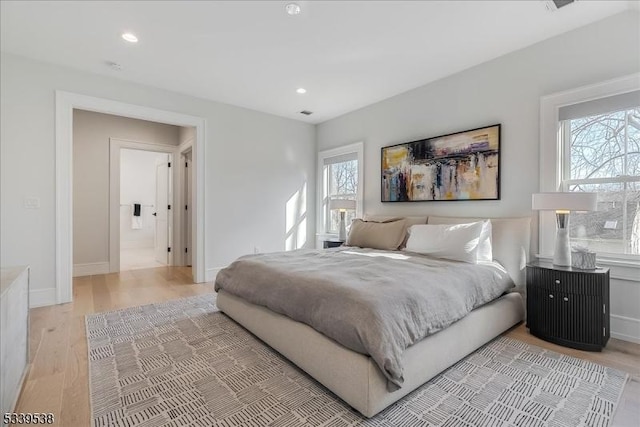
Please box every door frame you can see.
[177,138,194,267]
[56,90,206,304]
[179,147,194,266]
[109,139,176,273]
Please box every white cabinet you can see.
[1,266,29,415]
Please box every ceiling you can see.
[1,1,635,124]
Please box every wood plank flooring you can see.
[12,267,640,426]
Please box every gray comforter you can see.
[214,247,514,389]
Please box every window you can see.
[540,75,640,263]
[317,142,363,236]
[326,157,358,232]
[559,94,640,256]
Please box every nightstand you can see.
[323,240,344,249]
[526,260,610,351]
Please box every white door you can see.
[154,160,171,264]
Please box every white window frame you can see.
[539,73,640,269]
[316,142,364,239]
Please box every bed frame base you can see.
[217,290,524,418]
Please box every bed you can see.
[215,215,531,417]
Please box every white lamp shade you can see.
[532,192,597,212]
[329,198,356,210]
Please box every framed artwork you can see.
[381,124,501,202]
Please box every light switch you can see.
[24,197,40,209]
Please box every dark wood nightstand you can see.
[526,260,610,351]
[323,240,344,249]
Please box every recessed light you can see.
[285,3,301,16]
[296,88,307,94]
[121,32,138,43]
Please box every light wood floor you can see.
[13,267,640,426]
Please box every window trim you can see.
[539,73,640,262]
[317,142,364,237]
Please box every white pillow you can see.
[404,220,493,264]
[477,220,493,262]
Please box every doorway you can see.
[119,148,172,271]
[109,138,179,274]
[56,91,206,304]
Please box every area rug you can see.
[86,295,628,427]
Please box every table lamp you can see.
[329,199,356,241]
[532,192,597,266]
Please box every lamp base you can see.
[338,211,347,241]
[553,212,571,267]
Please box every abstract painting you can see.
[382,124,501,202]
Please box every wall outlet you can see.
[24,197,41,209]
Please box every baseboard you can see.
[206,267,224,283]
[73,262,110,277]
[30,287,57,308]
[611,314,640,344]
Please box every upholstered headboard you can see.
[427,216,532,289]
[362,214,428,227]
[360,214,531,289]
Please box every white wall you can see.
[120,149,169,250]
[316,11,640,342]
[73,110,179,264]
[0,52,316,305]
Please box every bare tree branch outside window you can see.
[566,108,640,255]
[327,160,358,233]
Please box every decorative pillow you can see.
[346,219,407,250]
[363,215,428,248]
[404,220,492,264]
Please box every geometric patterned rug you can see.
[86,295,628,427]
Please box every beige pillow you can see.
[362,215,427,248]
[346,219,407,250]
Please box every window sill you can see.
[316,232,339,240]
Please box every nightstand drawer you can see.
[528,266,605,296]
